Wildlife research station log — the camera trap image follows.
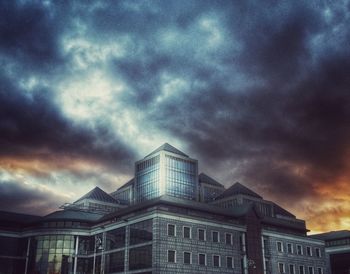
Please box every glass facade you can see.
[31,235,75,274]
[135,155,160,202]
[129,245,152,270]
[165,155,196,200]
[130,219,153,245]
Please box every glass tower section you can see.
[135,155,160,202]
[165,155,197,200]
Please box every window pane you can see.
[168,250,175,263]
[184,252,191,264]
[168,224,175,237]
[227,257,233,268]
[129,245,152,271]
[198,254,206,265]
[212,231,219,243]
[183,227,191,238]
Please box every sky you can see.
[0,0,349,234]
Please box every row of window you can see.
[278,262,324,274]
[276,241,322,257]
[167,250,234,268]
[167,224,233,244]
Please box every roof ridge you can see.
[144,143,188,158]
[74,186,117,204]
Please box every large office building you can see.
[0,143,328,274]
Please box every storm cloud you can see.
[0,0,349,232]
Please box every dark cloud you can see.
[0,0,350,231]
[0,180,60,215]
[0,73,135,171]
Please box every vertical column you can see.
[24,237,31,274]
[101,232,106,274]
[124,225,130,272]
[159,152,166,196]
[242,233,248,274]
[73,235,79,274]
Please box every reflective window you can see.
[165,155,197,200]
[184,252,191,264]
[105,250,124,273]
[78,236,94,255]
[33,235,75,274]
[130,220,153,245]
[106,227,125,250]
[300,266,305,274]
[287,243,293,253]
[129,245,152,271]
[135,156,160,202]
[278,263,285,274]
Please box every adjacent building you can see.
[311,230,350,274]
[0,143,328,274]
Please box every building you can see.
[0,143,328,274]
[311,230,350,274]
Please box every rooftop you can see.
[144,143,189,158]
[216,182,262,200]
[310,230,350,241]
[199,173,224,188]
[74,186,118,204]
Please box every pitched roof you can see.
[74,186,117,204]
[215,182,262,200]
[117,178,134,190]
[199,173,224,188]
[144,143,188,158]
[0,210,41,224]
[273,203,295,218]
[310,230,350,241]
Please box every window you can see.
[306,246,312,256]
[225,233,233,245]
[299,266,305,274]
[184,252,191,264]
[213,255,220,267]
[212,231,219,243]
[198,253,206,265]
[277,241,283,252]
[198,229,206,241]
[315,248,321,257]
[129,245,152,270]
[167,224,175,237]
[226,256,233,269]
[308,266,314,274]
[130,220,153,245]
[289,264,295,274]
[278,262,285,273]
[297,245,303,255]
[183,226,191,239]
[317,267,323,274]
[168,250,176,263]
[287,243,293,254]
